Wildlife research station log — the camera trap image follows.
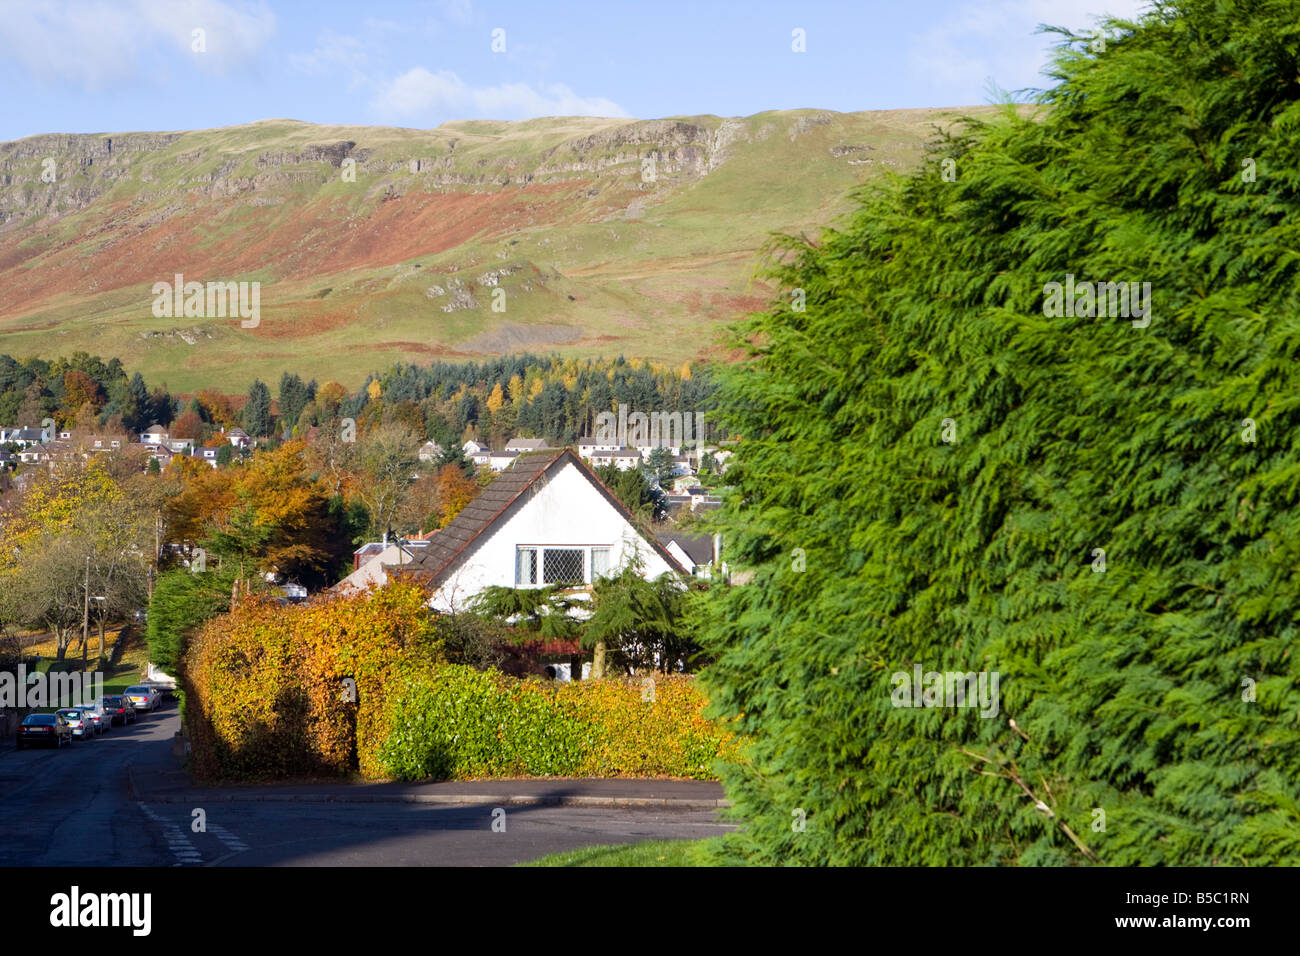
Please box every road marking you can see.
[208,824,249,853]
[137,801,203,865]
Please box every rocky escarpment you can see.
[0,132,182,225]
[0,115,776,231]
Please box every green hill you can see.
[0,108,991,392]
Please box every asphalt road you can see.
[0,703,734,866]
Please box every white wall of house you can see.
[431,461,678,611]
[586,451,642,471]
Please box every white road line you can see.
[137,801,202,865]
[208,824,249,852]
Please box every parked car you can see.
[17,713,72,749]
[124,685,162,712]
[55,708,94,740]
[101,695,137,726]
[79,700,109,734]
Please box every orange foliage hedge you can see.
[185,583,736,782]
[183,582,442,781]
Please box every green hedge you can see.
[373,665,736,781]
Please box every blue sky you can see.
[0,0,1150,141]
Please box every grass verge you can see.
[518,838,719,867]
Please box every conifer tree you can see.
[700,0,1300,866]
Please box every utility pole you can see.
[151,512,160,598]
[82,555,90,669]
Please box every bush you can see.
[372,667,736,781]
[185,582,735,782]
[184,582,442,781]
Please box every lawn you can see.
[519,838,716,867]
[17,625,153,710]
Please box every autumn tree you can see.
[352,423,420,540]
[432,463,478,529]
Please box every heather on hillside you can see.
[701,0,1300,865]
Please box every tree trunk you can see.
[591,641,607,680]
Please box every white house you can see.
[504,437,549,453]
[656,531,718,578]
[334,539,432,595]
[141,424,169,444]
[585,447,643,471]
[487,449,519,472]
[418,440,444,462]
[390,449,687,612]
[462,439,487,456]
[0,427,46,447]
[576,435,621,459]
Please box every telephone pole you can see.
[82,555,90,668]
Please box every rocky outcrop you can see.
[255,141,357,168]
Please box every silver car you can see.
[124,685,162,713]
[78,700,109,735]
[55,708,94,740]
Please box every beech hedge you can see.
[183,583,734,781]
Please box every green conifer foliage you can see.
[700,0,1300,865]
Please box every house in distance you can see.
[389,448,686,611]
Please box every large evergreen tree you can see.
[700,0,1300,866]
[243,379,273,438]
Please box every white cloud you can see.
[0,0,275,90]
[289,20,401,90]
[372,67,627,122]
[435,0,474,27]
[908,0,1152,102]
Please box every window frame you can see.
[514,545,615,588]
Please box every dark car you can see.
[17,713,72,749]
[100,696,138,726]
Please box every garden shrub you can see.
[185,582,735,782]
[184,582,442,780]
[371,667,736,781]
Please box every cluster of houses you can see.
[419,435,725,512]
[5,418,734,645]
[0,424,253,471]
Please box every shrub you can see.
[371,667,736,781]
[183,582,441,781]
[185,582,735,782]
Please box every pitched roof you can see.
[656,531,715,567]
[591,448,641,459]
[391,448,687,588]
[504,437,549,451]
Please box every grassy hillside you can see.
[0,108,992,392]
